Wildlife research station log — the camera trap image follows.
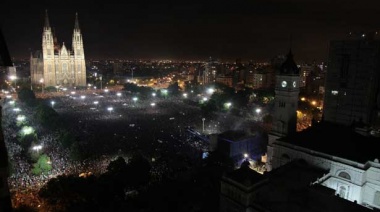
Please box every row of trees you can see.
[16,87,79,175]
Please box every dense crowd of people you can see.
[2,87,256,209]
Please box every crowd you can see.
[2,87,256,209]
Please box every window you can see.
[374,191,380,206]
[338,186,347,199]
[338,171,351,180]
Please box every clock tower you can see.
[272,50,300,136]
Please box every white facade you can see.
[267,140,380,209]
[30,11,86,88]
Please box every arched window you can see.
[338,171,351,180]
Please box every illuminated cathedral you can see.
[30,10,86,88]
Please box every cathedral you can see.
[30,10,86,88]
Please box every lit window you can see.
[331,90,338,95]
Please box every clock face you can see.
[293,81,296,87]
[281,81,287,87]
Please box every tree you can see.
[167,82,180,96]
[31,154,52,175]
[69,141,83,161]
[107,156,128,173]
[58,129,76,149]
[38,175,98,211]
[35,103,62,129]
[127,153,151,188]
[17,87,36,106]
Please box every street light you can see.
[202,118,206,132]
[116,92,122,97]
[132,97,138,103]
[39,78,44,93]
[9,75,17,91]
[16,115,26,122]
[255,108,261,114]
[100,75,103,90]
[207,88,214,94]
[32,145,43,153]
[51,101,55,108]
[107,107,113,114]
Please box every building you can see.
[214,130,267,166]
[30,10,86,88]
[269,121,380,210]
[263,46,380,210]
[323,36,380,126]
[271,50,300,137]
[216,75,233,87]
[220,159,373,212]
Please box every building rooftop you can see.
[224,160,263,187]
[218,130,253,142]
[222,159,372,212]
[279,121,380,163]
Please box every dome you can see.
[280,50,300,75]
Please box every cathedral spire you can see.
[74,12,80,31]
[44,9,50,29]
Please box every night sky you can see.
[1,0,380,62]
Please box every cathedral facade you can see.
[30,10,86,88]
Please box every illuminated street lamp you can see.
[224,102,232,109]
[22,126,34,135]
[244,153,249,159]
[207,88,214,94]
[16,115,26,122]
[107,107,114,114]
[152,92,156,97]
[39,78,44,93]
[116,92,122,97]
[51,101,55,108]
[255,108,261,114]
[13,108,21,112]
[202,118,206,132]
[150,102,156,107]
[183,93,188,98]
[80,95,86,99]
[32,145,43,154]
[132,97,138,103]
[9,75,17,90]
